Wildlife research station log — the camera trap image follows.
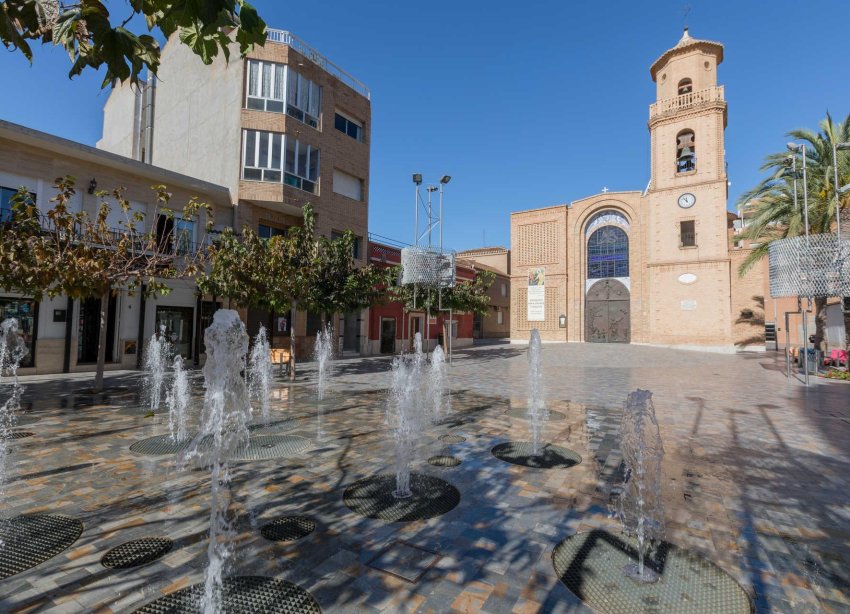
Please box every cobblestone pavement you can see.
[0,342,848,613]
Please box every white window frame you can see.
[335,110,363,142]
[245,59,286,113]
[286,68,321,128]
[242,130,284,183]
[242,131,320,193]
[284,137,319,194]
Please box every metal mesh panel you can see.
[768,233,850,298]
[400,247,456,287]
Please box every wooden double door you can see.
[585,279,630,343]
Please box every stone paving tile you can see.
[0,344,848,612]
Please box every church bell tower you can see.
[644,29,734,349]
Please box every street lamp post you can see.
[831,141,850,244]
[787,143,811,384]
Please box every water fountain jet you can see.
[618,388,665,583]
[527,329,547,455]
[248,324,272,424]
[143,325,170,413]
[0,319,27,539]
[166,355,190,443]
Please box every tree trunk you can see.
[812,296,828,367]
[289,301,297,380]
[94,288,110,393]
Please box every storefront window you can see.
[0,297,38,367]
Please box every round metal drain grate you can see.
[438,433,466,444]
[101,537,173,569]
[260,516,316,542]
[428,455,461,468]
[4,431,34,440]
[0,514,84,579]
[552,531,753,613]
[491,441,581,469]
[343,473,460,522]
[134,575,321,613]
[130,434,192,456]
[130,434,310,460]
[504,408,566,421]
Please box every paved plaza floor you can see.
[1,342,849,613]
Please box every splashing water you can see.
[618,389,665,583]
[248,324,273,424]
[144,325,170,412]
[313,323,333,402]
[527,329,548,455]
[386,332,426,498]
[427,344,449,423]
[166,355,190,442]
[0,319,28,538]
[183,310,252,613]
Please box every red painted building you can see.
[366,241,475,355]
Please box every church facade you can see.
[510,30,766,352]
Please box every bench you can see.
[270,348,291,375]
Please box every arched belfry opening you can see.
[584,211,631,343]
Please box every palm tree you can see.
[737,112,850,353]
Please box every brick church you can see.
[510,29,766,352]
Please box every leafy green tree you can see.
[738,112,850,352]
[306,229,393,340]
[389,269,496,316]
[200,204,389,378]
[1,0,266,86]
[0,175,210,391]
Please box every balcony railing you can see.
[649,85,724,120]
[266,29,371,100]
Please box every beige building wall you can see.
[457,248,511,339]
[0,120,234,375]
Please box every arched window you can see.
[587,226,629,279]
[676,129,696,173]
[678,78,693,95]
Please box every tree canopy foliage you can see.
[0,175,211,389]
[737,112,850,350]
[388,268,496,316]
[1,0,267,86]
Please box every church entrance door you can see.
[585,279,630,343]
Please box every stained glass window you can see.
[587,226,629,279]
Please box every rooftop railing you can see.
[649,85,724,120]
[266,29,371,100]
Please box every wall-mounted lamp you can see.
[87,178,98,194]
[412,173,422,185]
[559,314,567,328]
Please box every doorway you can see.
[409,314,424,348]
[343,311,359,353]
[585,279,630,343]
[77,294,117,363]
[156,306,195,359]
[380,318,396,354]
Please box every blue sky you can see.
[1,0,848,251]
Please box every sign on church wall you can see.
[527,268,545,321]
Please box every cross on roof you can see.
[601,186,609,193]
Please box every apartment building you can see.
[456,247,511,339]
[0,119,234,374]
[99,29,372,356]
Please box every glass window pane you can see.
[287,69,298,105]
[335,113,346,133]
[248,60,259,97]
[309,82,321,118]
[261,62,271,98]
[308,147,319,181]
[244,131,256,167]
[285,137,296,174]
[587,226,628,279]
[297,142,308,177]
[347,122,358,139]
[247,97,264,110]
[284,173,300,188]
[258,131,270,167]
[272,134,283,169]
[264,170,281,183]
[266,100,283,113]
[297,75,308,110]
[273,65,284,100]
[243,168,262,180]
